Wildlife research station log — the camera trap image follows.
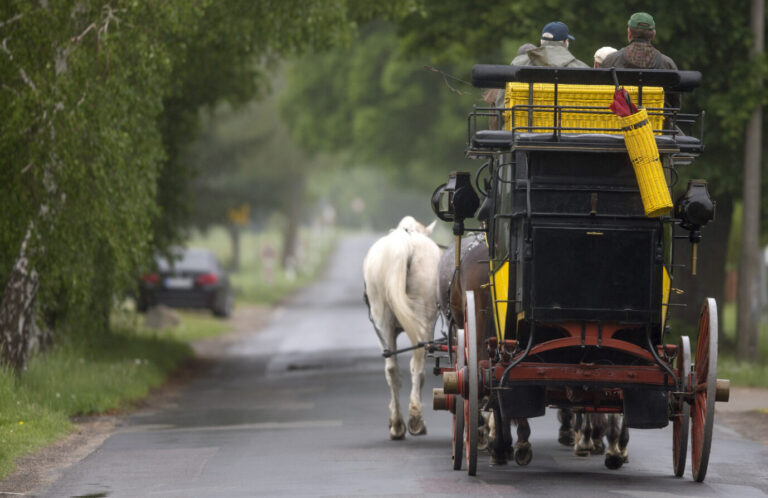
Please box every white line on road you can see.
[119,419,343,434]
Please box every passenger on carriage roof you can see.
[600,12,677,70]
[601,12,680,111]
[510,21,588,69]
[593,46,617,68]
[494,21,588,108]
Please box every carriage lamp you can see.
[431,172,480,269]
[675,179,714,275]
[431,172,480,226]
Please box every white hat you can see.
[593,46,617,65]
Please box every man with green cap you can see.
[601,12,677,70]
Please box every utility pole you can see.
[737,0,764,361]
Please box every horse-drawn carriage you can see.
[430,65,730,481]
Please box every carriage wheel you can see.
[464,291,479,476]
[672,335,691,477]
[452,325,465,470]
[691,298,718,482]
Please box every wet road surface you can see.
[43,234,768,497]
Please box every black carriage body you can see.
[490,149,666,328]
[435,67,727,481]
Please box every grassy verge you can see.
[0,311,230,480]
[717,302,768,388]
[669,302,768,388]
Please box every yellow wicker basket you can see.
[619,108,672,217]
[503,83,664,134]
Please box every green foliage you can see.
[185,94,316,230]
[280,23,480,190]
[0,1,416,350]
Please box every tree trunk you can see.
[672,196,733,343]
[0,226,40,373]
[281,177,305,270]
[737,0,764,361]
[229,225,241,271]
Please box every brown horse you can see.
[437,233,533,465]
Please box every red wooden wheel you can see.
[464,291,479,476]
[452,325,465,470]
[672,335,691,477]
[691,298,718,482]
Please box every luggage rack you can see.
[466,104,705,156]
[465,65,705,157]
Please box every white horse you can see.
[363,216,441,440]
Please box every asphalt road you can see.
[43,234,768,497]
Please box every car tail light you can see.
[195,273,219,286]
[141,273,159,285]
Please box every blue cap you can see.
[541,21,575,42]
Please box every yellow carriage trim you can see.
[504,83,664,135]
[490,260,510,341]
[661,267,671,331]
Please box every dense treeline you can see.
[1,1,764,372]
[0,1,415,371]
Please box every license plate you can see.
[165,277,193,289]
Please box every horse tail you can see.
[385,241,424,340]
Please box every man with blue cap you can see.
[494,21,587,109]
[512,21,589,68]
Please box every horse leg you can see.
[478,406,490,451]
[489,403,513,465]
[604,414,628,469]
[557,408,575,446]
[383,323,405,440]
[513,418,532,466]
[574,412,595,457]
[590,414,607,455]
[619,416,629,463]
[406,347,427,436]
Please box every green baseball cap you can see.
[628,12,655,30]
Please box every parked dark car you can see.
[138,247,233,317]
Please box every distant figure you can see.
[261,242,276,283]
[593,46,617,68]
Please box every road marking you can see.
[120,419,343,434]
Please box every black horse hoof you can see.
[514,442,532,466]
[490,452,508,466]
[605,453,624,470]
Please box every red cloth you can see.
[609,88,638,117]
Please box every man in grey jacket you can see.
[495,22,588,109]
